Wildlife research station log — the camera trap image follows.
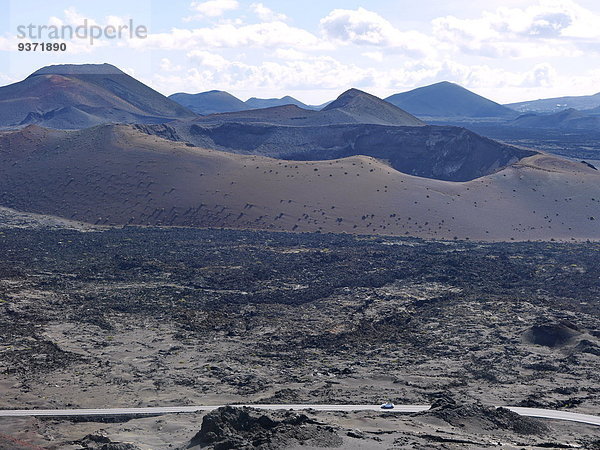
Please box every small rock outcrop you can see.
[187,406,343,449]
[423,393,549,435]
[73,434,141,450]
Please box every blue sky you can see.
[2,0,600,104]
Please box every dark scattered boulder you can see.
[73,434,141,450]
[258,388,302,403]
[187,406,343,449]
[346,429,366,439]
[423,393,549,435]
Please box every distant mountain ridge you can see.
[510,108,600,131]
[9,64,600,129]
[169,90,248,115]
[245,95,313,110]
[386,81,516,119]
[183,88,425,127]
[169,90,319,115]
[0,63,196,129]
[506,92,600,113]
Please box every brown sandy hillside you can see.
[0,124,598,241]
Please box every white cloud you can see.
[153,53,377,97]
[432,0,600,58]
[0,35,19,51]
[154,49,561,102]
[105,15,129,28]
[187,50,230,69]
[160,58,183,72]
[187,0,239,19]
[62,6,100,27]
[131,21,320,50]
[20,8,128,53]
[121,67,137,77]
[320,7,437,58]
[0,71,18,86]
[520,63,557,87]
[400,59,563,99]
[46,7,131,33]
[48,16,65,27]
[272,48,310,60]
[363,51,384,62]
[250,3,287,22]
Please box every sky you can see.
[2,0,600,104]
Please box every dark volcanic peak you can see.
[201,103,308,121]
[386,81,516,119]
[169,90,248,115]
[322,88,369,109]
[28,63,125,77]
[0,63,195,129]
[323,88,426,126]
[245,95,311,110]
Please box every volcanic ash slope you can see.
[0,124,598,241]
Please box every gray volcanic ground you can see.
[0,217,598,448]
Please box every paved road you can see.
[0,404,429,417]
[505,407,600,426]
[0,404,598,426]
